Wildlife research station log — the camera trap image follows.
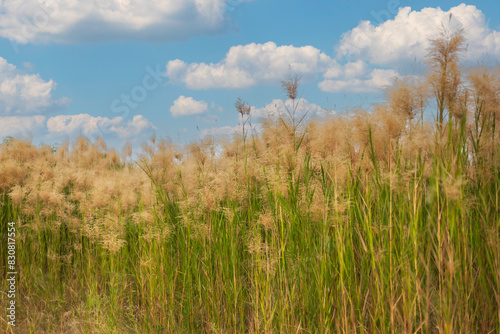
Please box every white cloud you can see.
[323,60,370,80]
[201,125,241,138]
[343,60,368,78]
[251,98,327,119]
[164,41,399,93]
[170,96,208,117]
[337,4,500,66]
[0,0,250,44]
[319,68,399,93]
[0,113,157,153]
[163,5,499,94]
[46,114,156,138]
[0,57,70,115]
[0,116,46,138]
[166,42,339,89]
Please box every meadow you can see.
[1,30,500,333]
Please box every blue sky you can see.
[0,0,499,151]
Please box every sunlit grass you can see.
[1,29,500,333]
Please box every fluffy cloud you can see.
[319,69,399,93]
[164,42,398,93]
[251,98,328,119]
[0,57,70,115]
[166,42,339,89]
[324,60,368,79]
[170,96,209,117]
[201,125,242,138]
[0,116,46,138]
[319,5,500,92]
[46,114,156,138]
[165,5,500,94]
[0,0,250,44]
[0,113,157,152]
[337,4,500,66]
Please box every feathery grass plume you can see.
[279,74,312,159]
[427,23,466,126]
[281,73,300,101]
[386,77,428,120]
[467,65,500,183]
[350,108,374,164]
[188,140,207,166]
[307,115,349,159]
[122,140,132,160]
[469,66,500,120]
[96,136,107,152]
[235,97,251,117]
[235,97,253,190]
[8,185,26,206]
[1,137,39,163]
[401,122,434,160]
[55,140,69,161]
[0,159,24,192]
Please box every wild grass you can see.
[1,30,500,333]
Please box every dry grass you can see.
[1,29,500,333]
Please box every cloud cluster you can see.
[201,125,242,138]
[251,98,327,119]
[166,42,339,89]
[0,57,157,144]
[319,68,399,93]
[165,41,398,93]
[0,57,70,115]
[165,5,500,94]
[337,4,500,66]
[46,114,156,138]
[0,0,249,44]
[0,115,46,138]
[0,113,156,144]
[170,96,209,117]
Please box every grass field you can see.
[1,30,500,333]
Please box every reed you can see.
[1,29,499,333]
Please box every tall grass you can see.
[1,30,500,333]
